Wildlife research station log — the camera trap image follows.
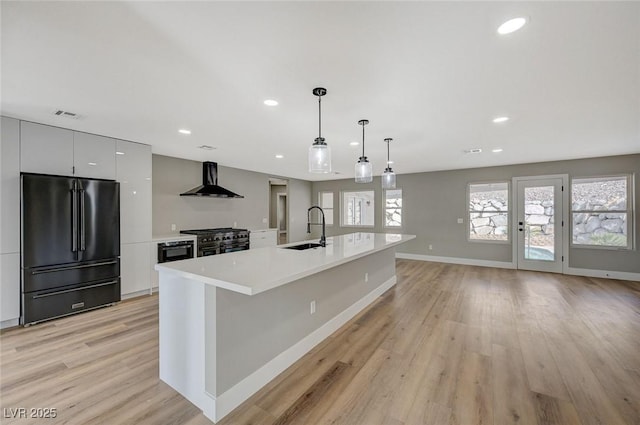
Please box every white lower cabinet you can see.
[120,243,152,297]
[1,253,20,323]
[250,229,278,248]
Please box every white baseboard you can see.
[565,267,640,282]
[121,289,153,300]
[1,318,19,329]
[395,252,515,269]
[210,275,397,422]
[396,253,639,282]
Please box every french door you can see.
[514,176,566,273]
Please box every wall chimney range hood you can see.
[180,162,244,198]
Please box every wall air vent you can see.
[52,109,81,119]
[198,145,216,150]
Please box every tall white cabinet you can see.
[1,117,21,325]
[116,140,153,297]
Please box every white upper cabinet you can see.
[73,132,116,179]
[20,121,74,176]
[20,121,116,180]
[1,117,20,254]
[116,140,152,244]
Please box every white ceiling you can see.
[2,1,639,181]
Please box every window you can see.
[318,191,334,226]
[468,182,509,242]
[571,175,632,249]
[384,189,402,227]
[342,190,375,227]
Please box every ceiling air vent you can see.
[198,145,216,150]
[52,109,81,119]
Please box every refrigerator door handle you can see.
[79,186,86,251]
[30,260,118,275]
[31,280,119,299]
[71,183,78,252]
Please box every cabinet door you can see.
[0,253,20,322]
[1,117,20,254]
[116,140,152,244]
[74,132,116,179]
[250,230,277,248]
[121,242,151,296]
[20,121,74,176]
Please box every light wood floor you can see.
[1,260,639,425]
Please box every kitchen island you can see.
[155,232,415,423]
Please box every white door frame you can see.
[512,174,569,274]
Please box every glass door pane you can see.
[523,186,555,261]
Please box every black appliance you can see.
[180,162,244,198]
[157,240,195,263]
[180,228,250,257]
[20,173,120,326]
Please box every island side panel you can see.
[213,247,396,396]
[159,272,208,409]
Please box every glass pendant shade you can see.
[355,157,373,183]
[382,169,396,189]
[309,87,331,173]
[309,140,331,173]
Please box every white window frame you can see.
[467,180,511,244]
[318,191,334,227]
[383,188,403,229]
[340,190,375,228]
[570,174,634,250]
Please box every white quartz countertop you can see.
[155,232,415,295]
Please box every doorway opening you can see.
[269,178,288,245]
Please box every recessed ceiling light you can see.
[492,148,503,153]
[116,151,125,155]
[275,154,284,159]
[264,99,279,106]
[497,17,527,35]
[197,145,216,150]
[178,129,192,135]
[350,141,360,146]
[464,148,483,154]
[492,116,510,123]
[88,162,97,166]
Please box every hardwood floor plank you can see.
[532,391,583,425]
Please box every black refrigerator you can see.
[21,173,121,325]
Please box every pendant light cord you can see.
[387,139,390,163]
[361,122,365,157]
[318,95,322,140]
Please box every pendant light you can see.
[308,87,331,173]
[381,138,396,189]
[355,119,372,183]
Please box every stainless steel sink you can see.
[282,243,323,250]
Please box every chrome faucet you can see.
[307,206,326,247]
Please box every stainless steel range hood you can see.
[180,162,244,198]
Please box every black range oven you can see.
[180,228,250,257]
[157,240,195,263]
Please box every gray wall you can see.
[212,247,395,395]
[312,154,640,273]
[153,155,312,239]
